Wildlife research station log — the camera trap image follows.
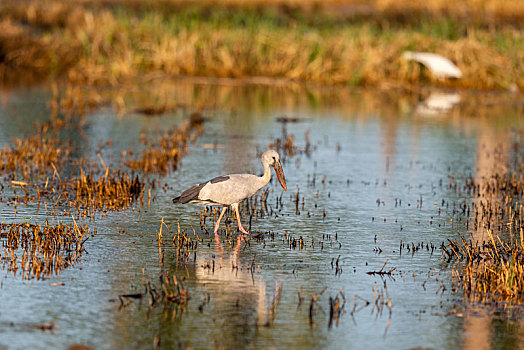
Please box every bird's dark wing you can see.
[172,182,206,203]
[173,175,230,204]
[210,175,230,184]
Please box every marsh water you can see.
[1,81,523,350]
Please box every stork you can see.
[173,150,287,234]
[402,51,462,79]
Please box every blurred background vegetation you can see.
[0,0,522,90]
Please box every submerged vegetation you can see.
[0,221,92,280]
[126,117,203,174]
[0,134,70,179]
[0,70,205,280]
[0,0,523,90]
[437,137,524,304]
[448,230,524,303]
[444,163,524,303]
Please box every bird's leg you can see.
[233,204,249,234]
[214,232,224,258]
[214,207,227,234]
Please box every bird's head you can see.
[262,150,287,191]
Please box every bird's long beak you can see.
[274,161,287,191]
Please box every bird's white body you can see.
[403,51,462,79]
[195,173,270,205]
[173,150,287,234]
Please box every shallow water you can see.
[0,82,523,349]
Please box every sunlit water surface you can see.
[0,83,523,350]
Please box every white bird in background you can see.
[173,150,287,234]
[403,51,463,79]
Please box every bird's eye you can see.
[272,156,276,162]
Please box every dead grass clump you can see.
[126,147,181,175]
[0,221,92,280]
[73,168,145,212]
[0,134,70,179]
[446,230,524,302]
[125,119,202,174]
[445,152,524,303]
[168,220,199,266]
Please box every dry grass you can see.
[0,134,70,179]
[447,230,524,302]
[444,151,524,303]
[0,0,522,90]
[0,84,205,220]
[83,0,524,26]
[72,168,145,213]
[0,221,92,279]
[125,116,203,174]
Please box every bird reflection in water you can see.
[194,232,268,327]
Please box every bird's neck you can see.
[261,162,271,186]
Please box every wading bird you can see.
[173,150,287,234]
[403,51,462,79]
